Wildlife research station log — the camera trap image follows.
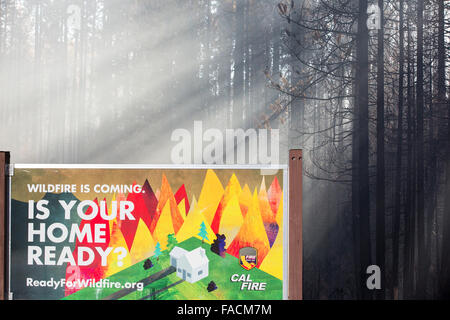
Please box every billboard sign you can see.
[7,165,287,300]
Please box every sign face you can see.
[8,166,287,300]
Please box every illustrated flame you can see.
[64,169,283,295]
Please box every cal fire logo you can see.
[231,247,267,291]
[239,247,257,270]
[230,273,267,291]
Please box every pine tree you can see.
[167,234,178,251]
[198,221,209,244]
[154,242,162,261]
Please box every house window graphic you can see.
[169,246,209,283]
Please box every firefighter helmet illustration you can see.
[239,247,257,270]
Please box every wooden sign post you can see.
[289,149,302,300]
[0,151,10,300]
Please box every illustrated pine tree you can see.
[167,233,178,251]
[154,242,162,261]
[198,221,209,244]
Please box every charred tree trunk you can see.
[439,0,450,298]
[355,0,372,300]
[392,0,404,300]
[416,0,426,299]
[375,0,385,300]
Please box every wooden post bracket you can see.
[0,151,10,300]
[288,149,302,300]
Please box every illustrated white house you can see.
[169,246,209,283]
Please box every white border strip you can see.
[282,166,289,300]
[13,163,288,170]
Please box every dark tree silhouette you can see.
[211,234,227,258]
[207,281,218,292]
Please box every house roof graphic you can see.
[170,246,187,259]
[182,247,208,269]
[170,246,209,269]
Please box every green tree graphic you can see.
[198,221,209,244]
[167,233,178,251]
[153,242,162,260]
